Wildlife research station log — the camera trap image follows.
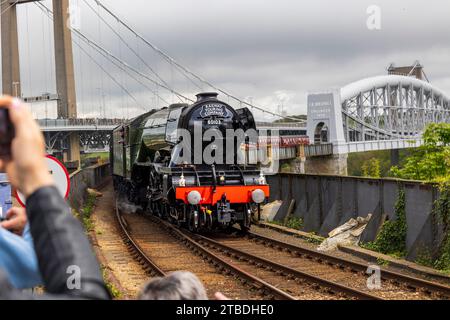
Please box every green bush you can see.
[364,188,407,257]
[285,217,304,230]
[433,184,450,272]
[361,158,381,178]
[268,216,304,230]
[81,193,97,232]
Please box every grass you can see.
[268,216,304,231]
[81,151,109,162]
[81,152,109,168]
[376,257,390,267]
[101,266,122,299]
[72,191,123,298]
[81,192,97,232]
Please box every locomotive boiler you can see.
[111,92,269,232]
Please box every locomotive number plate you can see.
[207,119,222,125]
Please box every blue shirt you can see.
[0,223,43,289]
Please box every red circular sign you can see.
[15,155,70,207]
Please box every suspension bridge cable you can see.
[74,31,195,102]
[35,3,166,112]
[83,0,191,102]
[36,1,194,104]
[87,0,204,93]
[74,39,141,111]
[25,6,33,98]
[40,5,50,118]
[93,0,207,92]
[93,0,305,123]
[0,0,15,17]
[35,2,142,114]
[95,0,107,118]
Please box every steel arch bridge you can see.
[307,75,450,154]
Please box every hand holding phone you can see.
[0,108,15,158]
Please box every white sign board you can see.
[16,155,70,207]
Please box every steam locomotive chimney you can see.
[196,92,218,102]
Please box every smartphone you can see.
[0,109,14,157]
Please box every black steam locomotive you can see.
[111,93,269,232]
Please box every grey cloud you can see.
[4,0,450,119]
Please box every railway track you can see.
[115,206,166,278]
[116,201,450,300]
[116,205,384,299]
[116,206,292,299]
[192,229,450,300]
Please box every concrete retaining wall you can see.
[267,173,444,261]
[68,163,111,211]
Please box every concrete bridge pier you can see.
[288,145,306,174]
[66,133,81,166]
[303,154,348,175]
[288,144,348,175]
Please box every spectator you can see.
[138,271,230,300]
[0,96,228,300]
[0,96,110,299]
[138,271,208,300]
[0,207,42,289]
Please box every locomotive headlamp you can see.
[258,172,266,185]
[187,190,202,205]
[252,189,266,204]
[179,174,186,187]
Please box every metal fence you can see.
[69,163,111,211]
[267,173,444,261]
[304,143,333,157]
[37,118,124,128]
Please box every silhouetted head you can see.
[138,271,208,300]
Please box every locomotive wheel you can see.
[188,216,196,232]
[206,213,213,230]
[188,209,199,232]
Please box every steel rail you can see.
[149,216,296,300]
[245,231,450,299]
[190,232,381,300]
[115,204,166,277]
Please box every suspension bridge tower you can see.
[1,0,81,167]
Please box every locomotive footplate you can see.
[175,185,269,205]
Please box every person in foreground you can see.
[0,207,43,289]
[139,271,208,300]
[0,96,110,299]
[0,96,228,300]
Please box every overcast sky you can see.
[3,0,450,120]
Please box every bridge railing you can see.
[304,143,333,157]
[256,121,306,128]
[37,118,124,128]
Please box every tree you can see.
[361,158,381,178]
[389,123,450,271]
[389,123,450,181]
